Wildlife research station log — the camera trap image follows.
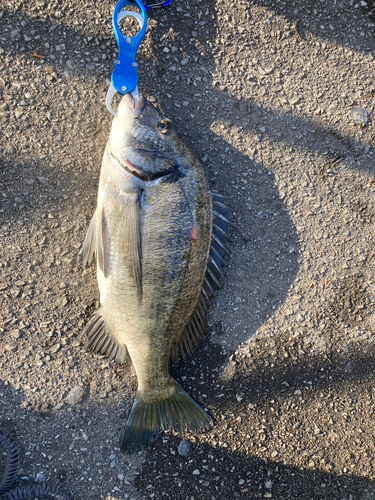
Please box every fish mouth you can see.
[123,94,146,117]
[109,150,179,182]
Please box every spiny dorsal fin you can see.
[81,310,128,365]
[173,192,231,364]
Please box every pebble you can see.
[349,106,368,125]
[178,440,190,456]
[10,329,21,339]
[67,386,85,406]
[11,29,21,40]
[50,343,60,354]
[192,469,200,475]
[44,65,55,74]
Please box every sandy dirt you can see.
[1,0,375,498]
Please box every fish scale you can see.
[80,94,230,453]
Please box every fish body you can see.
[80,95,229,453]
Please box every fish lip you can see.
[123,94,146,117]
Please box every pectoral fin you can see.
[79,208,110,278]
[97,207,110,278]
[79,210,97,267]
[112,191,142,302]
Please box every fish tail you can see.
[120,379,211,454]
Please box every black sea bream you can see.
[80,95,229,453]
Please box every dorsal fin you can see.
[172,191,231,364]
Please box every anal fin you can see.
[82,311,128,365]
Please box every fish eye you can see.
[157,119,172,135]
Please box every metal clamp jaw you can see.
[106,0,147,115]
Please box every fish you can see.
[80,94,230,453]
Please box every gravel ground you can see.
[1,0,375,498]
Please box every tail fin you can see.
[120,379,211,453]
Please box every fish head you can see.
[110,94,180,157]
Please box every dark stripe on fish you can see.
[109,151,182,183]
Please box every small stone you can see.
[265,480,273,489]
[15,109,24,119]
[294,389,302,395]
[349,107,368,125]
[67,386,85,406]
[44,65,55,74]
[66,60,74,69]
[35,472,45,483]
[192,469,200,475]
[10,329,21,339]
[181,57,190,65]
[11,29,21,40]
[50,343,60,354]
[178,440,190,456]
